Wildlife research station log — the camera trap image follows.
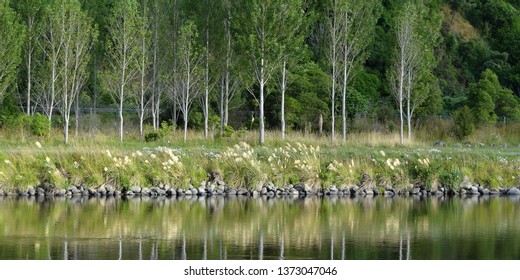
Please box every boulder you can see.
[130,186,141,193]
[507,187,520,196]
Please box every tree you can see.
[338,0,380,143]
[104,0,141,142]
[135,0,152,141]
[276,0,306,141]
[0,0,25,104]
[325,0,343,144]
[12,0,44,116]
[175,20,203,142]
[51,0,97,144]
[235,0,298,145]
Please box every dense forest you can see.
[1,0,520,144]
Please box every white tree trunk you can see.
[259,58,265,145]
[281,59,286,141]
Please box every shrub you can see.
[145,132,159,142]
[30,113,50,136]
[453,105,474,140]
[439,165,464,189]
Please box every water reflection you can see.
[0,195,520,259]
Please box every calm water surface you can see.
[1,195,519,260]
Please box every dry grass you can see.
[441,5,480,41]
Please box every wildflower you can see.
[144,160,150,164]
[73,161,79,169]
[105,149,112,158]
[46,157,51,164]
[103,167,108,172]
[393,158,400,167]
[380,150,386,157]
[150,154,157,159]
[35,141,42,149]
[136,151,143,157]
[4,160,11,165]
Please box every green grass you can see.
[1,124,520,193]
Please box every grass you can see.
[1,119,520,193]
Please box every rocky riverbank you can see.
[2,179,520,198]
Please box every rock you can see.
[216,179,225,186]
[252,190,260,197]
[198,186,206,194]
[478,142,486,148]
[189,187,198,195]
[507,187,520,196]
[56,189,66,196]
[166,188,176,196]
[454,143,462,148]
[105,184,115,193]
[98,186,107,196]
[364,189,374,196]
[130,186,141,193]
[469,186,480,195]
[383,191,394,197]
[184,189,192,196]
[466,144,472,148]
[459,181,472,190]
[227,189,236,195]
[68,185,79,193]
[27,187,36,196]
[481,189,490,195]
[267,191,275,196]
[433,141,445,147]
[141,187,150,195]
[157,189,166,196]
[459,189,467,195]
[126,191,134,196]
[114,190,121,197]
[261,187,268,195]
[237,188,249,196]
[411,188,420,195]
[82,190,89,196]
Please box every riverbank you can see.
[2,136,520,198]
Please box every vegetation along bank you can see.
[2,140,520,198]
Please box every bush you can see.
[30,113,50,136]
[145,132,159,142]
[439,166,464,189]
[453,105,474,140]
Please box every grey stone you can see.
[27,187,36,196]
[433,141,445,147]
[227,189,237,195]
[56,189,66,196]
[198,187,206,194]
[261,187,268,195]
[507,187,520,196]
[126,191,134,196]
[157,189,166,196]
[98,186,107,195]
[454,143,462,148]
[141,187,150,195]
[190,188,198,195]
[184,190,193,196]
[237,188,249,196]
[411,188,421,195]
[383,191,394,197]
[130,186,141,193]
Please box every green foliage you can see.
[30,113,50,136]
[144,132,159,142]
[439,164,464,190]
[0,0,26,100]
[453,105,474,140]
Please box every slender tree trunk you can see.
[331,69,335,145]
[93,55,98,115]
[203,28,209,140]
[259,58,265,145]
[342,51,347,144]
[220,76,224,133]
[75,91,79,138]
[26,38,32,116]
[152,0,159,131]
[119,81,124,142]
[281,59,286,141]
[319,112,323,135]
[398,57,405,145]
[224,1,231,128]
[407,71,412,141]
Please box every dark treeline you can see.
[1,0,520,144]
